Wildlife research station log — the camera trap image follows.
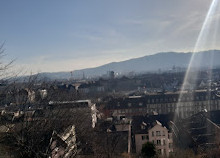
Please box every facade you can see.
[134,120,173,157]
[78,82,105,94]
[104,90,220,118]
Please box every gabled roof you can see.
[132,114,174,134]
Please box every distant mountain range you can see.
[19,50,220,81]
[71,50,220,78]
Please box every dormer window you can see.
[141,122,147,129]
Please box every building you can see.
[50,125,77,158]
[103,90,220,119]
[78,82,105,94]
[178,110,220,152]
[132,115,173,156]
[48,100,98,128]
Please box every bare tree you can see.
[0,43,15,80]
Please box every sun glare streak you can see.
[211,9,220,49]
[193,0,218,52]
[175,0,219,119]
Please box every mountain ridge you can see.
[18,50,220,81]
[71,50,220,78]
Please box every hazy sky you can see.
[0,0,220,74]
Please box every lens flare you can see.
[175,0,220,120]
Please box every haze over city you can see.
[2,1,220,157]
[0,0,220,74]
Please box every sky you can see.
[0,0,220,74]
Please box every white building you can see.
[134,120,173,157]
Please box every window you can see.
[147,135,149,140]
[142,135,149,140]
[139,102,143,106]
[169,143,173,148]
[158,149,161,154]
[156,131,161,136]
[157,140,161,145]
[152,131,154,137]
[128,103,131,107]
[162,131,165,136]
[163,139,166,145]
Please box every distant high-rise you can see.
[107,71,115,79]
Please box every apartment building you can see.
[104,90,220,118]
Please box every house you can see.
[132,115,173,156]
